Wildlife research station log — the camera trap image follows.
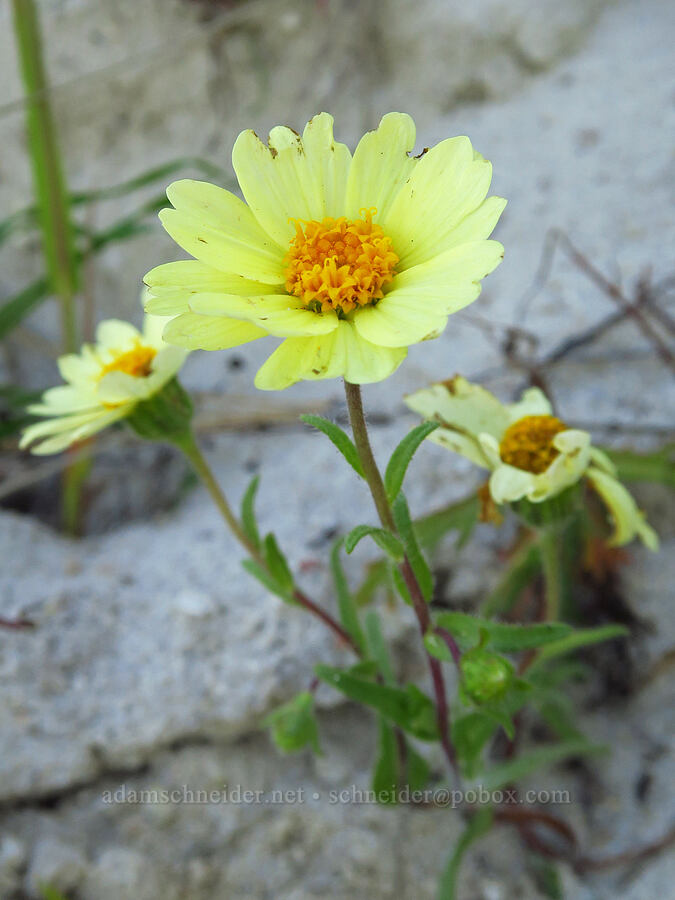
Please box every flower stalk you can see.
[344,380,458,777]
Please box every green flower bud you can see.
[460,648,513,704]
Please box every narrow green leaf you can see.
[477,739,607,790]
[529,855,564,900]
[315,665,438,740]
[424,632,454,663]
[384,421,438,504]
[0,277,49,339]
[601,444,675,488]
[364,611,395,684]
[528,625,629,673]
[372,716,399,804]
[406,740,431,792]
[330,540,367,656]
[434,612,571,653]
[391,564,413,605]
[344,524,404,561]
[416,494,480,550]
[300,414,364,478]
[481,540,541,617]
[392,493,433,602]
[242,559,294,603]
[354,559,390,607]
[38,888,70,900]
[452,711,500,779]
[240,475,261,551]
[263,534,294,597]
[438,808,494,900]
[262,692,320,754]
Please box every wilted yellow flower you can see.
[20,315,187,454]
[144,112,505,389]
[405,376,658,550]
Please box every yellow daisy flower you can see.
[144,112,505,390]
[405,376,658,550]
[20,314,187,455]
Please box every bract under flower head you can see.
[144,112,505,389]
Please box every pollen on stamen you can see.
[499,415,568,474]
[284,209,398,315]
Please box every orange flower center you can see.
[499,415,568,474]
[100,344,156,379]
[284,208,398,315]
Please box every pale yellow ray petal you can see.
[232,114,351,247]
[387,240,504,315]
[188,293,339,337]
[161,313,267,351]
[253,321,406,390]
[144,260,282,316]
[344,113,417,221]
[383,136,494,269]
[405,378,510,441]
[586,467,659,550]
[353,294,448,348]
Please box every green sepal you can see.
[126,377,193,443]
[510,483,582,528]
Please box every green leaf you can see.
[354,559,390,607]
[344,524,404,561]
[416,494,480,550]
[38,887,70,900]
[528,625,629,673]
[262,692,320,754]
[435,612,571,653]
[452,711,499,778]
[601,444,675,488]
[438,808,494,900]
[364,611,395,684]
[315,665,438,740]
[240,475,262,551]
[330,541,367,655]
[384,421,438,504]
[263,534,295,597]
[481,540,541,617]
[0,277,49,339]
[392,493,433,602]
[529,855,564,900]
[242,559,294,603]
[372,718,431,805]
[424,632,454,663]
[372,716,399,804]
[300,414,364,478]
[477,739,607,790]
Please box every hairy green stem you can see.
[539,526,562,620]
[344,380,458,777]
[178,433,359,654]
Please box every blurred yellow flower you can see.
[20,315,187,454]
[405,376,658,550]
[145,112,505,389]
